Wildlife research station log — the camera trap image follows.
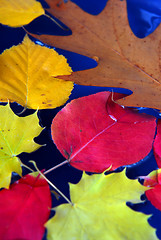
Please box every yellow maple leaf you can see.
[0,0,44,27]
[0,35,73,109]
[46,170,157,240]
[0,103,43,189]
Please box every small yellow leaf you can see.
[0,103,43,189]
[0,35,73,109]
[46,170,157,240]
[0,0,44,27]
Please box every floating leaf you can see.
[46,170,157,240]
[144,169,161,212]
[71,0,161,38]
[0,103,43,188]
[51,92,156,173]
[0,172,51,240]
[153,119,161,168]
[39,0,161,109]
[0,35,73,109]
[0,0,44,27]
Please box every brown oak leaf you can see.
[33,0,161,110]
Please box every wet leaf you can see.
[46,170,157,240]
[0,35,73,109]
[144,169,161,212]
[0,103,43,188]
[0,0,44,27]
[153,119,161,168]
[51,92,156,173]
[0,173,51,240]
[38,0,161,110]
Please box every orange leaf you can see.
[35,0,161,110]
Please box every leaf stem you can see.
[44,13,69,31]
[17,106,27,115]
[44,159,69,175]
[30,161,73,206]
[18,158,34,172]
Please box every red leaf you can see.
[0,173,51,240]
[153,119,161,168]
[51,91,156,172]
[144,169,161,211]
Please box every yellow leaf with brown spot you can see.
[0,104,43,189]
[0,35,73,109]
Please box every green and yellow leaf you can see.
[0,103,43,189]
[46,170,157,240]
[0,35,73,109]
[0,0,44,27]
